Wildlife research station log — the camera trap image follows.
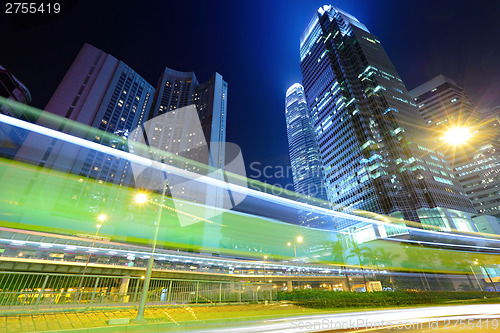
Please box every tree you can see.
[329,235,351,291]
[375,248,400,290]
[346,240,368,285]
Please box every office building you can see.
[298,5,477,232]
[285,83,330,228]
[409,75,500,222]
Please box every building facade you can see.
[298,5,477,232]
[149,66,227,172]
[409,75,500,222]
[285,83,330,228]
[16,43,155,187]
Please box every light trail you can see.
[1,112,499,251]
[186,304,500,333]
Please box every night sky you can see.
[2,0,499,188]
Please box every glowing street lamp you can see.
[442,116,499,149]
[135,186,167,322]
[469,261,483,292]
[288,236,304,289]
[84,221,103,268]
[135,193,148,204]
[443,126,472,145]
[474,258,498,292]
[76,216,105,301]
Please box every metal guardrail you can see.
[0,271,276,311]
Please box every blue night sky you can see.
[1,0,499,188]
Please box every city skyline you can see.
[1,1,500,322]
[2,0,499,188]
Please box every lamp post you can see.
[263,255,267,281]
[75,215,105,302]
[135,186,167,322]
[474,259,498,292]
[287,236,303,289]
[469,263,483,291]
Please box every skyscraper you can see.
[16,43,155,186]
[298,5,477,232]
[285,83,330,228]
[409,75,500,221]
[149,67,227,172]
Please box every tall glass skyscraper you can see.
[285,83,330,228]
[299,5,477,231]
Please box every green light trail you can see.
[0,97,499,276]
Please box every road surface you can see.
[186,304,500,333]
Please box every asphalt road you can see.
[185,304,500,332]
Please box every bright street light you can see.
[135,182,168,322]
[135,193,148,204]
[473,258,498,292]
[443,126,472,145]
[97,214,107,222]
[297,236,303,243]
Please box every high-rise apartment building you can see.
[16,43,155,186]
[298,5,477,232]
[409,75,500,221]
[6,44,156,239]
[285,83,330,228]
[149,67,227,172]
